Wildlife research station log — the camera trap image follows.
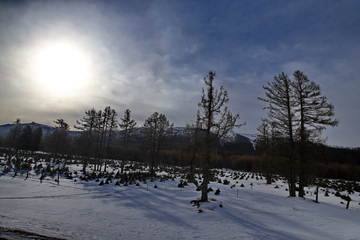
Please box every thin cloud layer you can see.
[0,1,359,147]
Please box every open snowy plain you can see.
[0,160,359,240]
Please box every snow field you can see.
[1,161,360,240]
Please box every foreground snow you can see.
[0,165,359,240]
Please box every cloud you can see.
[0,1,359,147]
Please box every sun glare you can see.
[36,43,88,93]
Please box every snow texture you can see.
[0,163,360,240]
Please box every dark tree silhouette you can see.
[119,109,137,160]
[259,72,297,197]
[142,112,175,181]
[74,108,98,172]
[292,70,339,197]
[196,71,244,202]
[6,118,22,149]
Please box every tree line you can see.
[2,70,345,201]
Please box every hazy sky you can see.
[0,0,359,147]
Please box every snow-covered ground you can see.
[0,163,359,240]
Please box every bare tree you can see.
[47,119,71,156]
[46,119,70,184]
[259,72,297,197]
[6,118,22,149]
[182,113,203,185]
[119,109,137,160]
[103,106,118,172]
[89,106,119,172]
[254,120,272,184]
[196,71,244,202]
[259,71,339,198]
[142,112,175,181]
[74,108,98,172]
[292,70,339,197]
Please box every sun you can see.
[35,43,88,93]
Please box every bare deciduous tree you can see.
[196,71,244,202]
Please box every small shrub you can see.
[214,188,220,195]
[154,184,158,188]
[274,185,279,188]
[99,180,104,186]
[240,183,245,187]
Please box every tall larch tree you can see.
[259,72,297,197]
[119,109,137,160]
[143,112,175,181]
[292,70,339,197]
[196,71,244,202]
[74,108,98,172]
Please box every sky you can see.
[0,0,359,148]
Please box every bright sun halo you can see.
[36,43,88,93]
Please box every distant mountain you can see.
[0,122,255,154]
[0,122,78,139]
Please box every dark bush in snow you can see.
[223,179,230,185]
[215,188,220,195]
